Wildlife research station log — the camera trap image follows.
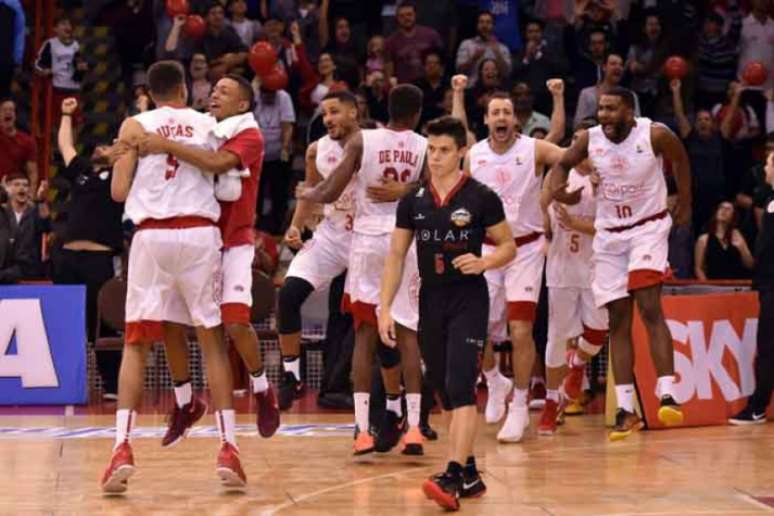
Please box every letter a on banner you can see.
[0,299,59,387]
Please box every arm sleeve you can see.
[395,194,414,230]
[220,129,263,173]
[11,0,25,65]
[35,40,52,71]
[482,187,506,228]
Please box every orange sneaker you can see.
[101,442,135,494]
[216,442,247,487]
[401,426,424,455]
[353,427,375,456]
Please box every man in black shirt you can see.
[197,4,248,80]
[379,117,515,511]
[730,151,774,425]
[54,97,125,399]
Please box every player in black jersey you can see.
[378,117,516,511]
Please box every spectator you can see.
[512,19,568,115]
[384,1,443,84]
[365,35,385,75]
[737,0,774,92]
[189,53,212,112]
[309,52,347,108]
[414,0,458,59]
[714,81,762,143]
[572,0,619,56]
[512,81,550,137]
[470,0,522,53]
[0,0,25,99]
[254,86,295,235]
[737,132,774,235]
[0,173,49,281]
[572,29,609,93]
[464,58,505,139]
[287,0,323,65]
[229,0,263,48]
[667,180,694,279]
[574,53,640,128]
[53,97,125,399]
[415,49,448,127]
[263,16,297,72]
[626,12,668,117]
[197,4,248,81]
[321,16,363,90]
[694,201,754,280]
[34,15,88,120]
[695,4,742,110]
[672,78,729,237]
[0,98,38,191]
[455,10,512,88]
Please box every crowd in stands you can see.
[1,0,774,289]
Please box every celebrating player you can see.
[549,87,692,441]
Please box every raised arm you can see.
[111,118,143,202]
[450,75,470,131]
[535,138,564,171]
[545,79,566,144]
[301,131,362,203]
[548,129,589,205]
[138,133,241,174]
[652,123,692,226]
[58,98,79,166]
[670,79,692,140]
[286,142,322,249]
[720,82,742,141]
[165,15,187,53]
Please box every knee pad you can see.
[377,343,401,369]
[277,277,314,334]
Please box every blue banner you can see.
[0,286,87,405]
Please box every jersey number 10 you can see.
[615,205,633,219]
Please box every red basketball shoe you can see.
[255,386,281,438]
[161,396,207,448]
[101,442,135,493]
[216,442,247,487]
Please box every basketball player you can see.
[452,75,564,443]
[300,85,427,456]
[537,124,608,436]
[277,91,360,411]
[549,87,692,441]
[102,61,243,493]
[137,74,280,442]
[379,116,515,510]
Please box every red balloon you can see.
[183,15,206,39]
[249,41,278,76]
[742,61,768,87]
[663,56,687,80]
[166,0,189,17]
[260,63,289,91]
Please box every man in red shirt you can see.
[139,74,280,446]
[0,98,38,191]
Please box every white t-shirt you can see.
[737,14,774,90]
[253,89,296,161]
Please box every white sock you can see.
[546,389,560,403]
[530,376,545,389]
[174,382,192,408]
[615,384,635,413]
[114,409,136,449]
[251,371,269,393]
[483,366,501,382]
[406,393,421,428]
[656,375,675,399]
[354,392,370,432]
[215,409,237,447]
[582,373,590,391]
[571,351,587,368]
[386,395,402,417]
[511,388,528,408]
[284,357,300,381]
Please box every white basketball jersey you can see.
[587,117,666,230]
[125,107,219,225]
[355,128,427,235]
[316,135,355,231]
[469,136,543,237]
[546,170,596,288]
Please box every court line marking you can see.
[735,490,774,513]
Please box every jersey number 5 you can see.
[569,233,580,253]
[165,154,180,180]
[383,167,412,183]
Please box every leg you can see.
[195,325,233,411]
[352,323,380,453]
[632,284,674,379]
[509,320,536,392]
[162,322,190,384]
[117,342,153,413]
[748,289,774,412]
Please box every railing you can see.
[29,0,56,180]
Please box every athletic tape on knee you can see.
[277,277,314,334]
[377,343,402,368]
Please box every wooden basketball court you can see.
[2,403,774,515]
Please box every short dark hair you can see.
[524,18,545,30]
[486,91,514,110]
[477,10,494,22]
[55,14,71,25]
[0,97,14,107]
[388,84,423,124]
[207,3,225,15]
[426,116,467,149]
[147,60,185,99]
[321,90,357,107]
[422,48,445,67]
[396,0,416,11]
[604,52,624,64]
[602,86,635,109]
[222,73,255,112]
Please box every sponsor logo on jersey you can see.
[416,187,425,197]
[515,155,523,166]
[601,181,645,201]
[450,208,472,227]
[414,213,426,221]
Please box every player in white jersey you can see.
[277,91,360,410]
[549,87,692,441]
[452,76,564,443]
[537,123,609,436]
[101,62,242,493]
[301,85,428,456]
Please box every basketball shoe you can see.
[497,403,529,443]
[101,442,135,493]
[255,386,280,438]
[608,409,644,441]
[461,458,486,498]
[161,396,207,447]
[538,398,565,436]
[216,442,246,487]
[353,426,375,455]
[278,372,305,411]
[729,405,767,425]
[375,410,405,452]
[562,350,585,401]
[657,395,684,426]
[400,426,424,456]
[422,472,461,511]
[485,375,513,424]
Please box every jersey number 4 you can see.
[383,167,413,183]
[165,154,180,180]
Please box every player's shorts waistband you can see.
[604,209,668,233]
[484,231,543,247]
[137,216,216,231]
